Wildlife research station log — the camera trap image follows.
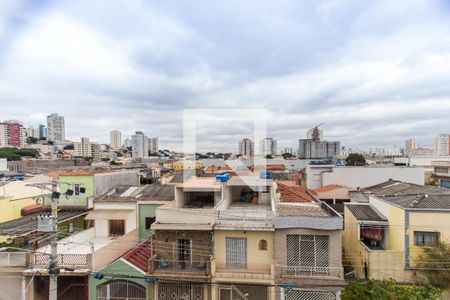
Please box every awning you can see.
[85,209,134,220]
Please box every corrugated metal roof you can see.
[99,184,174,202]
[365,180,450,209]
[346,204,387,221]
[0,209,89,236]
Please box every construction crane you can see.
[311,122,324,141]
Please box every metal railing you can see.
[149,258,211,275]
[277,265,341,278]
[0,252,28,267]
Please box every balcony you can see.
[213,260,274,282]
[0,251,28,267]
[33,253,91,268]
[148,256,211,278]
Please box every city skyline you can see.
[1,1,449,151]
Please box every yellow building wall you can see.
[0,197,36,223]
[387,204,405,251]
[343,206,366,278]
[214,230,273,271]
[409,211,450,267]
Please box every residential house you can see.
[89,238,152,300]
[343,180,450,283]
[431,161,450,188]
[274,183,344,299]
[149,172,345,300]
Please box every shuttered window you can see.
[226,237,247,268]
[286,235,330,274]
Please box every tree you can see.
[282,152,294,159]
[26,137,38,144]
[345,153,366,166]
[341,279,441,300]
[416,241,450,288]
[425,178,438,186]
[265,154,273,159]
[63,144,74,150]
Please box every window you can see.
[73,184,85,196]
[435,167,449,174]
[109,220,125,236]
[145,217,155,230]
[286,235,330,274]
[226,237,247,268]
[259,239,268,251]
[414,231,439,246]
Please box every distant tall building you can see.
[110,130,122,150]
[405,138,418,157]
[148,137,159,153]
[74,137,99,158]
[260,138,277,156]
[0,120,25,148]
[282,147,294,155]
[124,138,132,148]
[307,128,323,141]
[298,127,340,159]
[38,124,47,139]
[26,127,39,139]
[47,113,65,142]
[132,131,149,160]
[435,134,450,156]
[239,138,254,157]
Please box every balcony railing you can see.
[278,265,330,277]
[34,253,90,267]
[0,251,28,267]
[149,257,211,276]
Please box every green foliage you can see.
[265,154,273,159]
[148,151,160,157]
[425,178,439,186]
[282,152,294,159]
[63,144,74,150]
[416,241,450,288]
[110,161,122,166]
[345,153,366,166]
[341,279,441,300]
[26,137,38,144]
[0,147,39,161]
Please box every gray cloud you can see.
[0,0,449,152]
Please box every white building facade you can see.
[132,131,149,160]
[47,113,65,142]
[110,130,122,150]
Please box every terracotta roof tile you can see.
[122,238,152,272]
[278,183,315,203]
[312,184,352,193]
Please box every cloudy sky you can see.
[1,0,450,152]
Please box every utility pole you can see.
[49,179,58,300]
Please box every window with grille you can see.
[286,235,330,274]
[414,231,439,246]
[226,237,247,268]
[109,220,125,237]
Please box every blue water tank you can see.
[216,173,230,183]
[260,171,272,179]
